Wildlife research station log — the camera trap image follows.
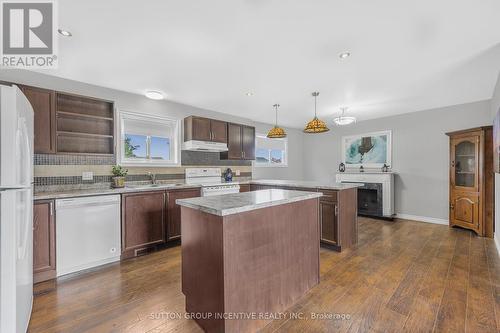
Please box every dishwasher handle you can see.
[56,195,121,209]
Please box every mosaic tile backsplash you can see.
[34,152,252,191]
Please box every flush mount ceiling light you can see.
[245,92,254,96]
[333,107,356,126]
[303,92,330,134]
[267,104,287,138]
[339,52,351,59]
[58,29,72,37]
[145,90,164,100]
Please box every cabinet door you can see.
[191,117,212,141]
[239,184,251,192]
[167,188,201,241]
[210,119,227,143]
[320,200,338,246]
[226,123,243,159]
[450,192,480,233]
[122,192,166,254]
[242,125,255,160]
[21,86,56,154]
[33,200,56,283]
[451,136,479,192]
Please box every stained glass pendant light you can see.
[303,92,330,133]
[333,107,356,126]
[267,104,287,138]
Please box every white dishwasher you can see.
[56,195,121,276]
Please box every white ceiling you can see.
[43,0,500,128]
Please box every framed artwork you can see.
[494,107,500,173]
[342,130,392,168]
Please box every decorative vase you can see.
[112,176,126,188]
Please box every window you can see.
[254,134,288,167]
[119,111,180,166]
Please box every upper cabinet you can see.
[20,83,115,155]
[221,123,255,160]
[184,116,227,143]
[20,85,56,154]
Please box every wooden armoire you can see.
[446,126,494,237]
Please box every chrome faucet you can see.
[148,172,157,185]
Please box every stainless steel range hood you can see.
[182,140,228,152]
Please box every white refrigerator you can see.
[0,84,34,333]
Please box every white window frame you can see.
[117,110,181,166]
[254,133,288,168]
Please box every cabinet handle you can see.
[334,205,338,216]
[212,132,215,140]
[450,203,454,210]
[49,202,53,216]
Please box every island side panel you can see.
[222,198,320,333]
[338,187,358,249]
[181,207,225,332]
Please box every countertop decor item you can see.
[267,104,287,138]
[359,165,364,172]
[304,92,330,133]
[339,162,346,172]
[111,165,128,188]
[333,107,356,126]
[382,163,390,172]
[223,168,233,182]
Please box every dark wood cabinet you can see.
[121,191,166,259]
[33,200,56,283]
[319,199,339,246]
[239,184,251,192]
[184,116,227,143]
[242,125,256,160]
[221,123,256,160]
[20,86,56,154]
[166,188,200,241]
[447,127,493,237]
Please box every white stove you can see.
[185,168,240,197]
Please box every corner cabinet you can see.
[446,127,493,237]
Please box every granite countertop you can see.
[33,181,204,200]
[33,178,359,200]
[250,179,363,190]
[176,189,323,216]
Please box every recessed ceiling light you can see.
[145,91,164,100]
[339,52,351,59]
[245,92,254,96]
[58,29,72,37]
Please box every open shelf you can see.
[57,111,113,121]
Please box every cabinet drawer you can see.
[319,189,338,202]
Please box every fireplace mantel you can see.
[336,172,395,218]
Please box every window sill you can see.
[120,160,181,167]
[253,163,288,168]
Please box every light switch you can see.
[82,171,93,181]
[235,169,241,176]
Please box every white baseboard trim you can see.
[395,213,448,225]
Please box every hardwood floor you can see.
[28,217,500,333]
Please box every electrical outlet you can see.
[235,169,241,176]
[82,171,93,181]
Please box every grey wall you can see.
[491,70,500,245]
[252,122,304,180]
[302,100,492,220]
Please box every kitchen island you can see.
[177,189,323,333]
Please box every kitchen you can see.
[1,1,500,333]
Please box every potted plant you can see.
[111,165,128,188]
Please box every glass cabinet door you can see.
[452,137,478,189]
